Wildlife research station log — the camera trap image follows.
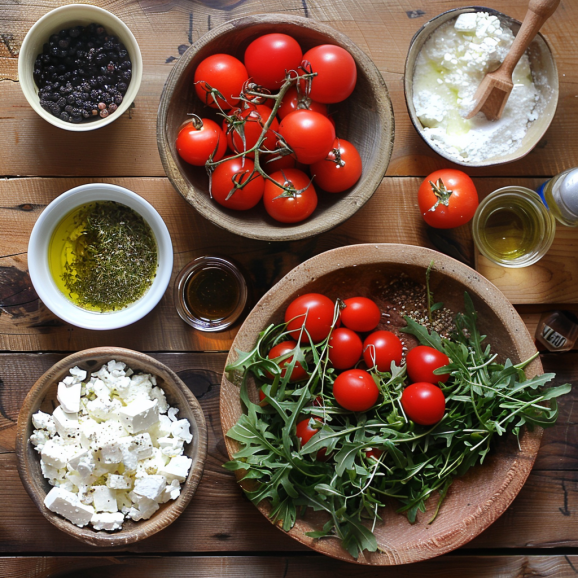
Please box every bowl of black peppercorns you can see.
[19,4,142,131]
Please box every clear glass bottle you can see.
[537,168,578,226]
[535,310,578,352]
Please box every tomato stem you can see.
[427,178,454,213]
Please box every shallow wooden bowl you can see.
[220,244,542,565]
[16,347,208,547]
[404,6,559,167]
[157,13,394,242]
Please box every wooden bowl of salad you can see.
[220,243,553,565]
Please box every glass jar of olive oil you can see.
[472,187,556,268]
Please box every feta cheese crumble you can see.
[31,361,193,531]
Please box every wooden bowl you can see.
[404,6,559,167]
[157,13,394,242]
[15,347,208,547]
[220,244,542,565]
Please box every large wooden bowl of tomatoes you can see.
[157,14,394,242]
[219,244,566,564]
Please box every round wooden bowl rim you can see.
[157,13,394,242]
[15,347,208,547]
[220,243,542,565]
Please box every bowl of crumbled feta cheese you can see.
[15,348,208,546]
[404,7,558,167]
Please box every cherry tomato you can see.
[328,328,363,370]
[296,417,328,460]
[401,382,446,426]
[263,169,318,224]
[258,388,267,404]
[278,110,336,164]
[418,169,479,229]
[406,346,450,385]
[211,157,264,211]
[333,369,378,412]
[267,340,308,382]
[278,86,328,120]
[230,104,280,158]
[194,54,248,110]
[285,292,335,344]
[363,331,403,373]
[310,138,362,193]
[341,297,381,333]
[244,33,303,90]
[262,153,296,175]
[176,118,227,166]
[301,45,357,104]
[365,447,383,460]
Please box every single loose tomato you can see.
[263,169,318,224]
[278,110,335,164]
[262,153,297,175]
[333,369,379,412]
[211,157,264,210]
[401,382,446,425]
[406,346,450,385]
[363,331,403,373]
[267,340,307,382]
[285,292,335,343]
[328,328,363,370]
[194,54,248,110]
[418,169,479,229]
[244,33,303,90]
[296,417,322,446]
[301,45,357,103]
[230,104,280,158]
[176,118,227,166]
[341,297,381,333]
[278,86,328,120]
[310,138,362,193]
[365,447,383,460]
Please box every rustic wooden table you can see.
[1,0,578,576]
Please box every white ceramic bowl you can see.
[19,4,143,131]
[28,184,173,330]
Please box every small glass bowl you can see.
[174,256,248,332]
[472,186,556,268]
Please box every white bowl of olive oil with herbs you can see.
[28,184,173,330]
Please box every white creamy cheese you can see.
[30,361,193,532]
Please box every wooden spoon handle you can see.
[499,0,560,78]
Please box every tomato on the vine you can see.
[176,118,227,166]
[278,86,328,120]
[262,154,296,175]
[333,369,378,412]
[418,169,479,229]
[406,346,450,384]
[229,104,279,158]
[244,33,303,90]
[328,328,363,370]
[401,382,446,425]
[263,169,318,223]
[285,292,335,344]
[310,138,362,193]
[194,54,248,110]
[301,44,357,104]
[363,331,402,373]
[211,157,264,211]
[278,110,335,164]
[341,297,380,333]
[267,340,307,382]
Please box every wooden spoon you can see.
[465,0,559,121]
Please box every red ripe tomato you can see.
[333,369,379,412]
[211,157,264,211]
[262,154,296,175]
[278,86,328,120]
[341,297,381,333]
[328,328,363,370]
[267,340,307,382]
[244,33,303,90]
[310,138,362,193]
[263,169,318,224]
[258,388,267,404]
[401,382,446,425]
[194,54,248,110]
[230,104,280,158]
[285,293,335,344]
[278,110,335,164]
[301,45,357,104]
[296,417,322,445]
[418,169,479,229]
[363,331,403,373]
[406,346,450,384]
[176,118,227,166]
[365,447,383,460]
